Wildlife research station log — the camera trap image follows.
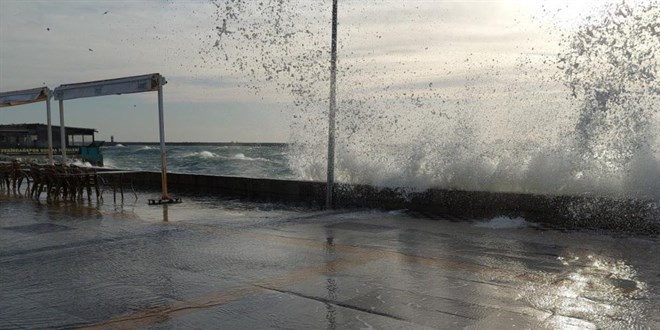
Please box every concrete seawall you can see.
[123,171,659,234]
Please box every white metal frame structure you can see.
[0,87,55,164]
[53,73,171,200]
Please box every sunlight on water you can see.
[523,253,651,329]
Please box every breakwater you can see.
[124,171,659,234]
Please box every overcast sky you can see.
[0,0,621,142]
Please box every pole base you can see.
[148,197,182,205]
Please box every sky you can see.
[0,0,627,142]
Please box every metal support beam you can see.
[157,76,169,200]
[46,91,54,165]
[326,0,338,209]
[0,87,54,164]
[58,99,67,163]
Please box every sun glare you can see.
[513,0,612,28]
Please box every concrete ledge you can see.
[123,171,659,234]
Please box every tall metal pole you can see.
[157,77,169,200]
[58,99,67,163]
[46,90,54,165]
[326,0,338,209]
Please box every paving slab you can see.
[1,193,658,329]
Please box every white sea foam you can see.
[474,217,530,229]
[183,151,219,159]
[201,151,218,158]
[101,159,117,169]
[69,159,93,168]
[232,153,272,162]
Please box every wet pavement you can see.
[1,192,659,329]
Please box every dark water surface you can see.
[1,193,658,329]
[102,144,294,179]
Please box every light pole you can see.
[326,0,338,209]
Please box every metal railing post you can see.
[58,99,67,163]
[158,77,169,200]
[326,0,338,209]
[46,90,54,165]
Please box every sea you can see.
[101,144,295,180]
[55,1,660,202]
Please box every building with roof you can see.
[0,123,97,148]
[0,123,103,165]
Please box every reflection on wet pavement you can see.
[1,193,658,329]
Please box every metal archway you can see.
[54,73,173,202]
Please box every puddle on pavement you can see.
[1,191,658,329]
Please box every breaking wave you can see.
[182,150,219,159]
[232,153,274,162]
[281,1,659,201]
[196,0,659,201]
